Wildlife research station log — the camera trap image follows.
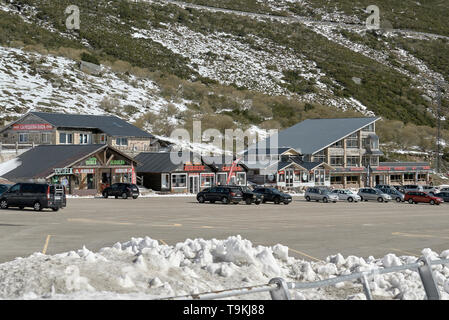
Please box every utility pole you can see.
[436,82,442,174]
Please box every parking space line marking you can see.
[67,218,134,226]
[289,248,322,262]
[390,248,419,256]
[392,232,449,240]
[159,239,168,246]
[200,226,214,229]
[42,235,51,254]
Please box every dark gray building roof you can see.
[251,117,381,155]
[31,112,153,138]
[4,145,106,180]
[135,152,183,173]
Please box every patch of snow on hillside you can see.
[0,235,448,300]
[0,158,21,176]
[0,46,185,123]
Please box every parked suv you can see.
[305,187,338,203]
[0,184,11,196]
[253,187,292,205]
[230,186,262,205]
[357,188,391,202]
[0,183,66,211]
[102,183,139,199]
[434,191,449,203]
[378,187,405,202]
[404,191,443,205]
[197,186,243,204]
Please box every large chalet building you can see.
[245,117,432,189]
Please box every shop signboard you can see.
[111,160,126,165]
[114,168,133,174]
[74,168,95,174]
[85,157,97,166]
[184,165,205,171]
[54,168,73,175]
[13,123,52,130]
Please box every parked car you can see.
[253,187,292,205]
[357,188,392,202]
[0,184,11,196]
[422,185,439,195]
[331,189,361,202]
[305,187,339,203]
[102,183,139,199]
[402,185,424,193]
[440,187,449,192]
[434,192,449,203]
[404,191,443,205]
[197,186,243,204]
[375,184,393,190]
[0,183,66,211]
[393,185,405,194]
[378,187,405,202]
[230,185,262,205]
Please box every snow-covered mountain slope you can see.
[0,235,448,300]
[0,46,187,123]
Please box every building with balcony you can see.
[0,112,160,156]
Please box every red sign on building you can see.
[222,166,243,172]
[184,165,205,171]
[13,123,53,130]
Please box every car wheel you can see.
[377,197,383,203]
[255,200,261,205]
[221,197,229,204]
[323,197,328,203]
[274,197,281,204]
[133,196,138,200]
[283,201,289,205]
[52,207,59,212]
[0,200,7,209]
[430,200,435,205]
[210,200,215,204]
[103,192,108,199]
[18,206,24,210]
[347,197,353,203]
[33,202,42,211]
[360,196,364,201]
[305,196,311,202]
[408,199,414,204]
[198,196,205,203]
[396,197,402,203]
[121,192,128,200]
[245,198,252,205]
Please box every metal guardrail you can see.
[162,256,449,300]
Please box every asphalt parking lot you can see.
[0,196,448,263]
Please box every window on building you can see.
[300,171,310,183]
[362,156,370,167]
[346,133,359,148]
[100,134,107,144]
[313,150,326,162]
[59,132,73,144]
[346,156,360,167]
[417,174,427,182]
[370,157,379,166]
[116,138,128,146]
[236,172,246,186]
[390,175,401,183]
[171,173,187,188]
[404,173,415,182]
[18,133,29,143]
[161,173,170,189]
[79,134,89,144]
[331,176,343,184]
[41,133,51,144]
[362,123,375,132]
[330,140,343,148]
[216,173,227,185]
[278,172,285,183]
[330,156,344,167]
[200,173,215,187]
[346,176,359,184]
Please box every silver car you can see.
[378,188,405,202]
[305,187,339,203]
[357,188,392,202]
[331,189,361,202]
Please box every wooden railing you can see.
[0,142,38,154]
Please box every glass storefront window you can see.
[236,172,246,186]
[200,174,215,187]
[172,174,187,188]
[161,173,170,189]
[216,173,227,186]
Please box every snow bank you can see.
[0,235,448,300]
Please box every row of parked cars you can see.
[305,184,449,205]
[196,186,292,205]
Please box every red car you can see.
[404,191,444,205]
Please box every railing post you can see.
[361,274,373,300]
[15,142,18,154]
[268,278,291,300]
[418,256,441,300]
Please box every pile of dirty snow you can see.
[0,235,448,300]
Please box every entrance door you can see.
[286,169,294,187]
[189,175,200,194]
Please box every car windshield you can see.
[270,188,282,194]
[343,190,353,194]
[241,187,251,193]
